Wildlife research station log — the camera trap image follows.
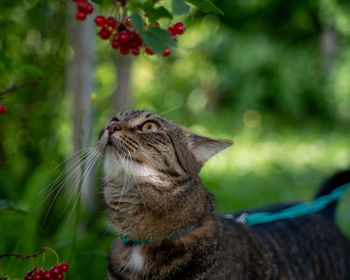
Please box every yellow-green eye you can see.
[141,121,160,132]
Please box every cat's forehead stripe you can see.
[122,110,149,121]
[118,110,163,125]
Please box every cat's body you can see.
[97,110,350,280]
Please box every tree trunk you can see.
[321,26,338,76]
[67,3,95,214]
[114,9,132,113]
[114,51,132,112]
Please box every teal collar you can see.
[121,223,199,245]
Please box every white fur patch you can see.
[128,247,144,271]
[103,147,160,185]
[104,147,122,180]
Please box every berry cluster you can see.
[93,15,185,57]
[24,263,69,280]
[0,104,7,114]
[95,15,144,56]
[167,22,186,40]
[73,0,94,21]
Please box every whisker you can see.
[61,150,100,229]
[62,149,100,216]
[106,151,127,225]
[39,146,97,201]
[159,102,185,115]
[38,149,98,226]
[40,147,99,226]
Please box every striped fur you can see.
[98,110,350,280]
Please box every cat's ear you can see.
[187,132,233,165]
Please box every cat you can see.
[97,109,350,280]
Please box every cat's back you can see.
[224,212,350,280]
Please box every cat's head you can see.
[97,110,233,186]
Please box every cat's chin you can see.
[103,147,161,185]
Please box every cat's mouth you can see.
[98,130,124,154]
[104,137,143,164]
[98,127,160,180]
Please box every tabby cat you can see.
[97,109,350,280]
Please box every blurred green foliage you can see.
[1,0,350,279]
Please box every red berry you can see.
[54,273,64,280]
[32,272,42,280]
[76,11,87,21]
[132,31,142,47]
[25,268,39,280]
[106,17,117,28]
[112,37,121,49]
[173,22,185,35]
[119,30,130,47]
[42,271,52,280]
[76,2,85,11]
[168,26,176,36]
[162,47,171,57]
[76,1,92,14]
[83,2,94,14]
[119,47,130,55]
[154,21,160,27]
[59,262,69,272]
[145,47,154,55]
[95,15,105,27]
[99,27,111,39]
[29,267,38,273]
[50,265,61,275]
[0,104,7,114]
[125,16,132,28]
[131,47,140,56]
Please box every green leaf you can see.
[130,12,145,33]
[172,0,190,15]
[131,12,176,55]
[91,0,103,4]
[143,27,176,55]
[128,0,141,10]
[141,2,173,22]
[185,0,223,15]
[20,64,43,78]
[0,200,26,215]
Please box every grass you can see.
[200,119,350,236]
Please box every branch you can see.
[0,77,42,100]
[0,248,46,261]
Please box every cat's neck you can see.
[104,176,215,241]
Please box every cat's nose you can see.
[108,121,122,135]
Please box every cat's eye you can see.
[141,122,160,132]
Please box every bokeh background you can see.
[1,0,350,278]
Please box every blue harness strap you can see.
[236,182,350,226]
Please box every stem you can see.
[43,247,60,265]
[0,247,59,265]
[41,251,46,269]
[0,248,46,261]
[0,77,42,100]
